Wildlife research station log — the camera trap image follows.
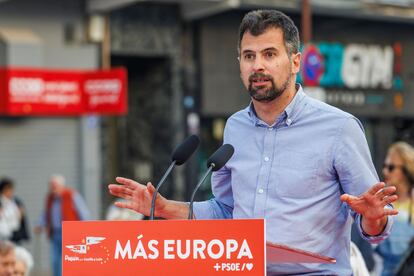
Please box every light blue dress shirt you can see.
[193,85,393,275]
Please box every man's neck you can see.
[252,84,297,126]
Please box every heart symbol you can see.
[246,263,253,271]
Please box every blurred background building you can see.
[0,0,413,274]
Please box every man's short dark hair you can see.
[238,10,300,56]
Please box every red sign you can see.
[0,67,127,116]
[83,69,127,115]
[63,219,265,276]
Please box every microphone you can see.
[149,135,200,220]
[188,144,234,219]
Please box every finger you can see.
[368,182,386,196]
[116,177,141,189]
[383,208,399,216]
[114,200,134,210]
[108,189,127,199]
[382,195,398,205]
[340,194,358,203]
[108,185,133,196]
[375,186,397,198]
[108,184,126,190]
[108,187,133,200]
[147,182,156,195]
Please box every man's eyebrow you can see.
[261,47,278,53]
[241,49,255,55]
[241,47,279,54]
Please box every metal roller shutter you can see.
[0,117,81,273]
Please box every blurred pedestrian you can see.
[0,240,14,276]
[0,179,30,245]
[35,174,89,276]
[13,246,33,276]
[376,141,414,276]
[0,179,20,241]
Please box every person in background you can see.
[35,174,89,276]
[0,180,20,241]
[0,240,14,276]
[0,179,30,245]
[376,141,414,276]
[13,246,33,276]
[350,241,370,276]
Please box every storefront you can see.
[0,0,103,273]
[198,10,414,174]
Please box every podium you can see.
[62,219,335,275]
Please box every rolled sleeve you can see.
[193,199,233,220]
[355,209,394,244]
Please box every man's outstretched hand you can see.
[340,182,399,235]
[108,177,189,220]
[108,177,166,217]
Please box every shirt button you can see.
[264,157,270,162]
[268,127,272,131]
[258,188,264,194]
[286,118,292,125]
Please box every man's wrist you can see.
[157,200,189,220]
[361,216,388,236]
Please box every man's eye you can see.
[265,52,276,58]
[244,54,255,60]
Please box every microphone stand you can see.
[149,160,176,220]
[188,164,215,220]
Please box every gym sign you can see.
[299,42,403,90]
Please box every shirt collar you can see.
[247,84,307,127]
[284,84,306,125]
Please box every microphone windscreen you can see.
[171,135,200,165]
[207,144,234,171]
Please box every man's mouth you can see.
[251,78,270,86]
[249,74,273,87]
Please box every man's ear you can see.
[291,52,301,74]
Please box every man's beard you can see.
[248,72,291,103]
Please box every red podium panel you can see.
[62,219,266,276]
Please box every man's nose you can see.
[252,56,265,72]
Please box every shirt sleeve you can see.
[192,165,234,219]
[333,117,379,196]
[353,208,394,244]
[334,117,392,242]
[73,192,90,220]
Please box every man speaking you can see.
[109,9,398,275]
